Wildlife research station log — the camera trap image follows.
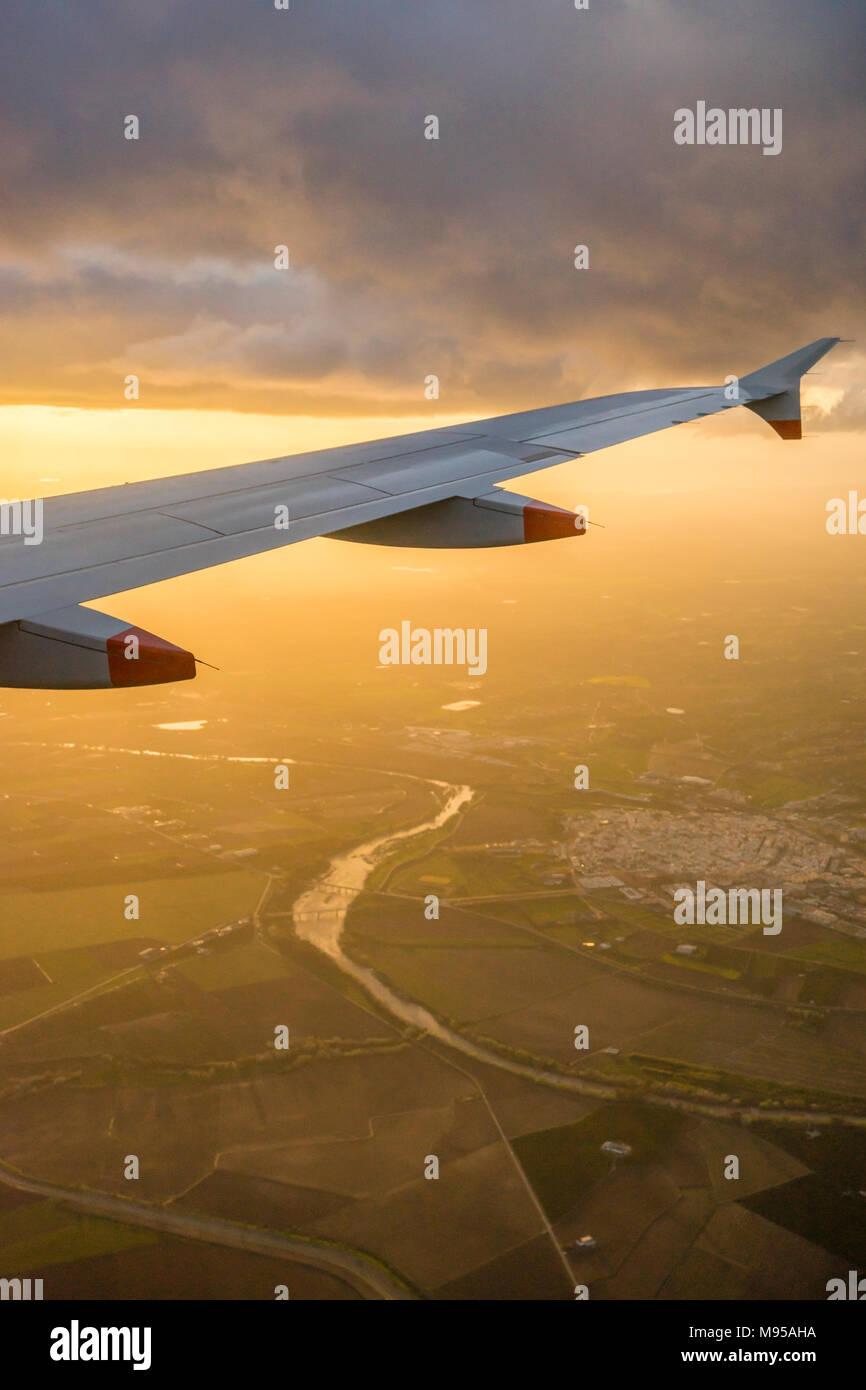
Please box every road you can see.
[0,1158,416,1301]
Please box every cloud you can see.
[0,0,863,419]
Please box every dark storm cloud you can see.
[0,0,863,417]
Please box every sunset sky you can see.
[1,0,863,640]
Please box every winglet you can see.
[741,337,841,440]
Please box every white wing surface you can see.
[0,337,839,688]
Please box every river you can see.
[292,778,615,1098]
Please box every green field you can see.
[347,938,570,1025]
[0,871,264,1028]
[743,1175,866,1266]
[0,1199,158,1275]
[0,872,262,958]
[387,848,545,899]
[787,940,866,976]
[494,895,592,931]
[344,897,535,953]
[513,1103,685,1219]
[176,941,290,991]
[0,948,144,1031]
[660,953,740,980]
[745,775,819,807]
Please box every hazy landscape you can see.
[1,492,863,1299]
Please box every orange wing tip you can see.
[768,419,802,440]
[523,502,587,542]
[107,627,197,686]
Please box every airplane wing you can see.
[0,337,839,689]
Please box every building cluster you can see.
[138,918,253,964]
[566,808,866,938]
